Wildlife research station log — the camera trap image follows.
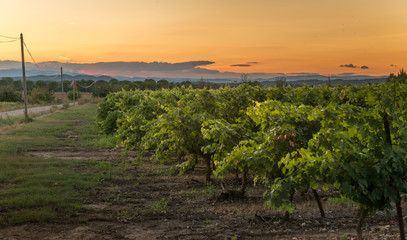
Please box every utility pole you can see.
[20,33,29,122]
[74,80,79,104]
[72,80,76,105]
[60,67,64,101]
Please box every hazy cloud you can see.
[340,64,358,68]
[0,60,220,78]
[336,73,357,76]
[0,60,381,80]
[340,64,369,69]
[289,72,320,76]
[230,64,252,67]
[0,60,22,70]
[230,61,259,67]
[58,56,71,61]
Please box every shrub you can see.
[0,88,23,102]
[29,88,54,104]
[67,90,82,100]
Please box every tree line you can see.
[0,77,247,103]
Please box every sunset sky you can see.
[1,0,406,78]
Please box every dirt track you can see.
[0,103,77,119]
[0,145,404,240]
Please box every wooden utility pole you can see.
[72,80,76,105]
[74,80,79,104]
[20,33,29,121]
[60,67,64,100]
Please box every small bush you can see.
[67,90,82,100]
[0,89,22,102]
[29,88,54,104]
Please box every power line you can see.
[76,81,96,89]
[22,40,59,80]
[0,34,19,39]
[23,41,42,71]
[1,33,59,81]
[0,39,18,43]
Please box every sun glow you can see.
[0,0,406,76]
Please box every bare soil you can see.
[0,146,405,240]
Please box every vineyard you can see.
[96,72,407,240]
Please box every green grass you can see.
[0,156,102,225]
[0,104,118,152]
[0,103,120,226]
[0,102,25,112]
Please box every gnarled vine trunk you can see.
[283,189,295,221]
[203,154,212,183]
[312,189,325,218]
[396,201,406,240]
[240,168,248,195]
[356,208,368,240]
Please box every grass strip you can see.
[0,104,119,225]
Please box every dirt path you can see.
[0,109,404,240]
[0,145,404,239]
[0,103,76,118]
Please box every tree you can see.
[240,73,249,83]
[48,81,59,92]
[144,79,157,90]
[12,80,22,91]
[133,81,145,90]
[109,78,119,85]
[35,80,47,89]
[157,79,169,89]
[96,80,107,87]
[0,77,13,88]
[120,80,132,90]
[275,77,287,87]
[63,80,71,91]
[86,79,95,85]
[388,69,407,84]
[26,80,34,90]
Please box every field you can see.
[0,97,405,239]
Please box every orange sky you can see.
[1,0,406,76]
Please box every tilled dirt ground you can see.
[0,147,405,240]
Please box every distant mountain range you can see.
[0,60,389,84]
[4,72,387,84]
